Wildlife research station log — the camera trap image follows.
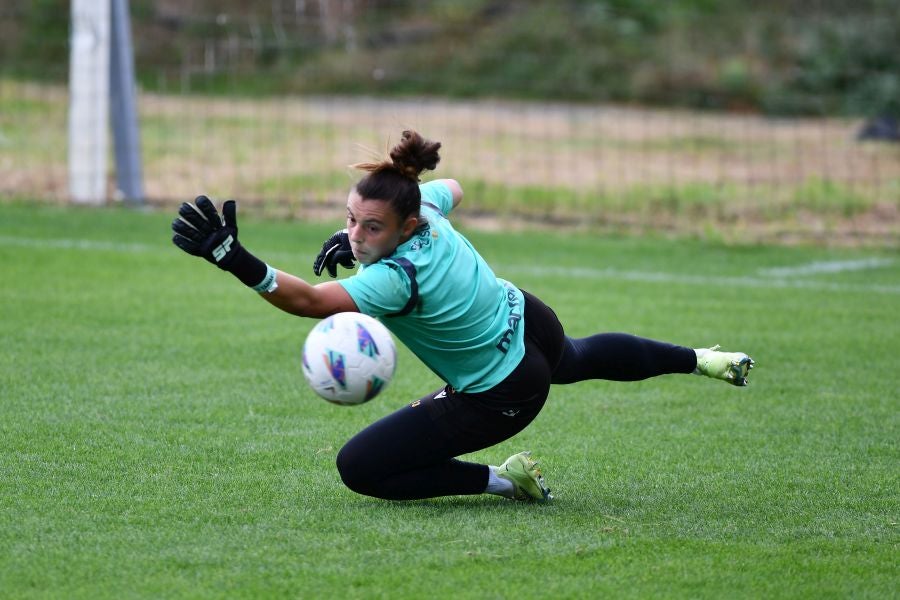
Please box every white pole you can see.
[69,0,111,204]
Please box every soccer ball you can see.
[301,312,397,406]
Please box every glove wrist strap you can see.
[252,264,279,293]
[222,245,269,288]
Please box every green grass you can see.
[0,201,897,599]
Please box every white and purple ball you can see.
[302,312,396,406]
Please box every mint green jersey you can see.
[338,180,526,393]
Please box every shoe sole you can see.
[531,476,553,503]
[729,356,755,386]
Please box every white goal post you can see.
[69,0,110,204]
[68,0,143,204]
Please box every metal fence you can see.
[1,2,898,242]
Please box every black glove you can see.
[171,196,267,287]
[313,229,356,277]
[172,195,240,267]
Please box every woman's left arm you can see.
[434,178,463,209]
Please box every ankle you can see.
[485,466,514,497]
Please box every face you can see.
[346,190,418,265]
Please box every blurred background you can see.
[1,0,898,244]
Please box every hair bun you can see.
[389,130,441,182]
[351,130,441,182]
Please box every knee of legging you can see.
[335,441,378,496]
[335,443,371,494]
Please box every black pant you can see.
[335,292,696,500]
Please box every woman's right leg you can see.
[335,352,549,501]
[335,393,494,500]
[336,291,564,501]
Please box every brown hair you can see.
[352,130,442,222]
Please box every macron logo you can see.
[212,235,234,262]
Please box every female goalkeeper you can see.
[171,130,754,503]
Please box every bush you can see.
[3,0,898,117]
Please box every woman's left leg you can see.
[551,333,697,384]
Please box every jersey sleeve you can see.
[337,262,412,317]
[419,180,455,217]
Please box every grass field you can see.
[0,201,897,598]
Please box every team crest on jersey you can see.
[408,227,433,252]
[409,238,431,251]
[356,323,380,358]
[323,350,347,388]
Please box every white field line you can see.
[756,258,895,277]
[2,235,899,295]
[0,235,153,253]
[497,262,900,295]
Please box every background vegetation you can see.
[3,0,899,117]
[1,1,897,245]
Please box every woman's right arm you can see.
[171,196,359,320]
[260,272,358,318]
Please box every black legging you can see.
[336,294,696,500]
[552,333,696,384]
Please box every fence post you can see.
[110,0,144,203]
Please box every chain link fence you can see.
[1,1,898,243]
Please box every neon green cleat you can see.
[496,451,553,503]
[695,344,755,386]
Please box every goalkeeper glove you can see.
[171,196,270,289]
[313,229,356,277]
